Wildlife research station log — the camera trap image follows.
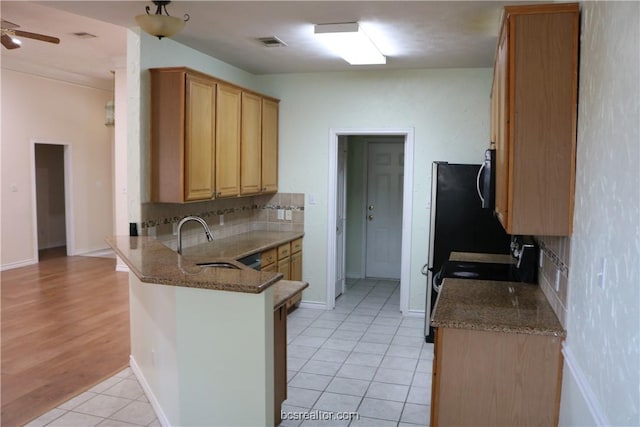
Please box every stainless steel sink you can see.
[196,261,243,270]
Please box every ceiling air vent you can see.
[257,36,287,47]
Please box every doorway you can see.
[328,128,414,313]
[33,142,72,260]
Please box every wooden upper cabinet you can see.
[185,75,216,201]
[240,92,263,195]
[491,3,579,236]
[261,98,279,193]
[215,84,242,198]
[149,67,279,203]
[150,68,215,203]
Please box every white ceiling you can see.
[1,1,532,89]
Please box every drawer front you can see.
[277,243,291,259]
[262,248,277,266]
[291,238,303,253]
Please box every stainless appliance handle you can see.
[421,263,429,276]
[476,162,486,205]
[432,270,443,293]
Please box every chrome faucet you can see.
[177,216,213,254]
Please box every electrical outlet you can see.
[277,209,284,220]
[172,222,178,235]
[539,251,544,268]
[555,269,561,292]
[219,214,224,226]
[285,210,292,221]
[148,226,157,238]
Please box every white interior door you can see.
[335,140,348,299]
[365,142,403,279]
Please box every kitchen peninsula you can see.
[107,233,306,427]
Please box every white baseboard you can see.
[1,258,38,271]
[116,264,130,272]
[298,301,328,310]
[129,356,171,427]
[79,248,116,258]
[562,342,610,426]
[403,309,426,318]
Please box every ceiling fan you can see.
[1,19,60,50]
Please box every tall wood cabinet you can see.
[490,3,579,235]
[149,67,279,203]
[240,92,263,195]
[215,84,241,198]
[261,98,279,193]
[150,69,216,203]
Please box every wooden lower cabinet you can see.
[261,239,303,309]
[431,327,563,426]
[274,304,287,426]
[277,243,291,281]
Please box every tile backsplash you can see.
[537,235,571,327]
[140,193,304,250]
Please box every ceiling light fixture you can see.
[135,1,189,40]
[314,22,386,65]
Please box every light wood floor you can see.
[1,248,130,427]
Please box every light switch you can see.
[277,209,284,220]
[285,210,292,221]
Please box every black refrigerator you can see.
[423,162,511,342]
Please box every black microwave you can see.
[477,148,496,209]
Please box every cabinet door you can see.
[185,75,216,201]
[261,98,279,193]
[216,84,241,197]
[433,327,562,426]
[240,92,262,195]
[494,25,510,227]
[290,251,302,281]
[277,258,290,280]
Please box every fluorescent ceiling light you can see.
[314,22,386,65]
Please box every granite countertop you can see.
[273,280,308,310]
[107,233,298,294]
[182,231,304,262]
[431,278,565,337]
[449,251,515,264]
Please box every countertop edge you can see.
[273,280,309,310]
[107,236,284,294]
[430,319,567,338]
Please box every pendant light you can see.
[135,1,189,40]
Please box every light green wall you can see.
[345,137,366,278]
[258,69,492,309]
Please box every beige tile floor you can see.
[25,368,159,427]
[26,278,431,427]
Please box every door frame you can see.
[327,128,414,313]
[31,140,75,260]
